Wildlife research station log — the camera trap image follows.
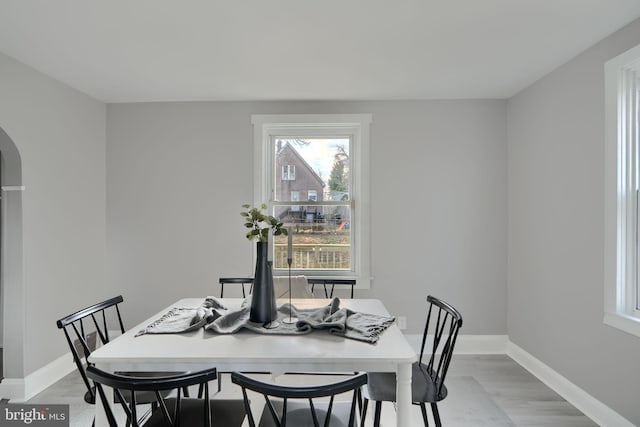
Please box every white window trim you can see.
[604,44,640,337]
[252,114,372,288]
[282,165,295,180]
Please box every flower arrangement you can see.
[241,204,288,242]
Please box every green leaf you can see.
[242,204,250,209]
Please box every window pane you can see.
[273,137,352,271]
[272,204,351,271]
[274,138,350,202]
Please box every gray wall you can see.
[0,52,107,375]
[507,19,640,425]
[106,100,507,335]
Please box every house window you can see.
[604,43,640,337]
[282,165,296,180]
[252,114,372,285]
[291,191,300,212]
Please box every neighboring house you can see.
[275,142,324,222]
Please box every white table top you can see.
[89,298,416,373]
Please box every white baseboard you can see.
[0,352,75,402]
[0,378,25,401]
[507,341,634,427]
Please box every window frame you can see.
[252,114,372,286]
[604,43,640,337]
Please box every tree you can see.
[328,145,349,192]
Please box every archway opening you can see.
[0,126,24,385]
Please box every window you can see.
[252,114,371,285]
[604,44,640,337]
[282,165,296,180]
[291,191,300,212]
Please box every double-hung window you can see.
[605,44,640,337]
[252,114,371,284]
[282,165,296,180]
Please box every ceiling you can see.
[1,0,640,103]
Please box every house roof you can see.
[278,143,325,187]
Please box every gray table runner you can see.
[136,297,395,344]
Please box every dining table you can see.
[88,297,417,426]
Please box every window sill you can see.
[603,312,640,338]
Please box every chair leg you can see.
[420,403,429,426]
[373,401,382,427]
[431,402,441,427]
[360,398,368,427]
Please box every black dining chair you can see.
[232,371,367,427]
[308,279,356,299]
[87,366,246,427]
[56,296,188,426]
[219,277,254,298]
[360,295,463,427]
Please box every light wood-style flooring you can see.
[23,354,597,426]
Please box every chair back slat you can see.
[129,390,138,427]
[94,376,120,427]
[156,391,173,426]
[62,326,93,395]
[347,389,358,426]
[263,396,282,426]
[321,396,334,427]
[240,388,256,427]
[232,372,366,427]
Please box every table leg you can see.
[94,386,112,427]
[396,362,412,426]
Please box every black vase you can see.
[250,241,277,323]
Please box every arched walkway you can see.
[0,126,24,384]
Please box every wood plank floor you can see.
[23,354,598,426]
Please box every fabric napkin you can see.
[135,297,227,337]
[279,299,396,343]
